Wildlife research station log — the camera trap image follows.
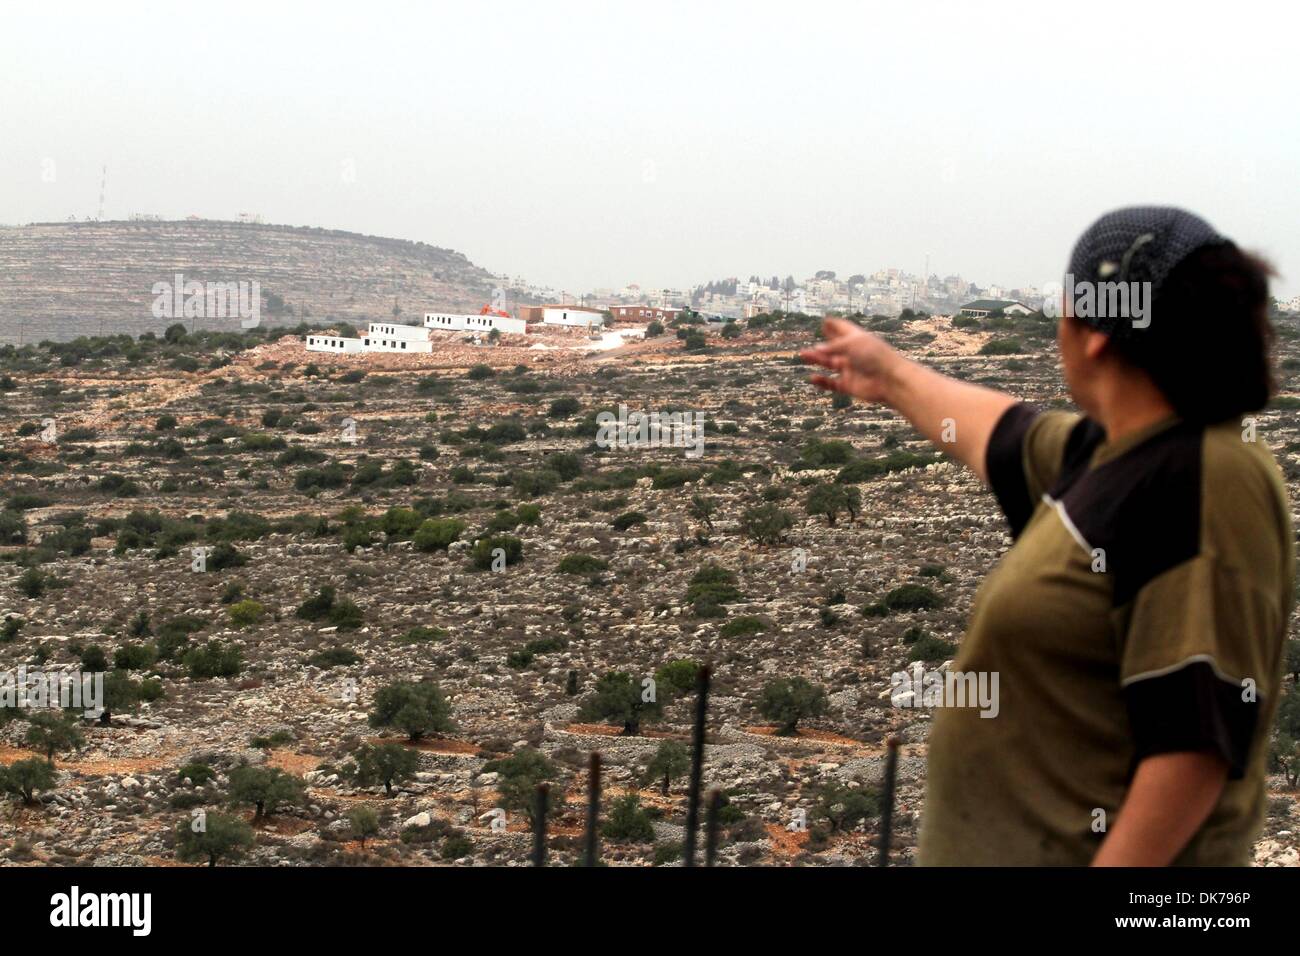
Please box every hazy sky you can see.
[4,0,1297,297]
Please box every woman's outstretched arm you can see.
[801,317,1019,484]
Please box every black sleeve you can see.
[1123,661,1258,779]
[985,403,1040,538]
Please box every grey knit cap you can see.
[1066,206,1231,338]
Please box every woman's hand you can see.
[800,316,1017,484]
[800,317,903,405]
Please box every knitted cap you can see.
[1066,206,1230,338]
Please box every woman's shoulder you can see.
[1201,416,1283,465]
[1199,419,1292,546]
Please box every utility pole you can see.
[97,166,107,221]
[922,253,930,311]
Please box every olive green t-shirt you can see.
[917,405,1293,866]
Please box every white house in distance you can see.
[304,333,365,353]
[958,298,1034,318]
[424,311,527,335]
[305,311,531,355]
[306,321,434,354]
[363,322,434,353]
[541,305,604,328]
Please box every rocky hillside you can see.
[0,313,1296,867]
[0,220,502,344]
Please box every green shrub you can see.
[173,811,254,866]
[295,464,348,492]
[602,794,656,843]
[228,765,305,817]
[486,509,522,533]
[16,567,47,598]
[296,586,337,621]
[651,467,699,490]
[653,841,682,865]
[183,641,243,680]
[543,452,583,481]
[113,643,157,671]
[308,647,361,668]
[798,438,855,468]
[578,671,663,735]
[511,470,560,498]
[0,511,26,545]
[441,834,473,859]
[908,634,956,663]
[328,597,364,631]
[805,483,861,525]
[812,780,880,832]
[347,806,381,847]
[547,397,581,418]
[156,616,206,660]
[176,761,215,787]
[207,542,247,571]
[368,681,454,741]
[349,742,420,795]
[739,503,793,544]
[653,660,700,697]
[250,729,294,749]
[396,626,447,644]
[720,616,766,638]
[835,450,938,483]
[882,584,943,612]
[79,645,108,671]
[379,506,423,538]
[481,749,563,825]
[471,535,522,570]
[342,524,372,552]
[241,432,286,452]
[558,553,608,575]
[228,600,265,628]
[612,511,647,531]
[0,757,57,804]
[686,564,741,616]
[758,677,827,735]
[0,617,23,644]
[979,338,1022,356]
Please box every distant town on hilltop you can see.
[2,218,1297,347]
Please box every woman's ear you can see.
[1083,328,1112,363]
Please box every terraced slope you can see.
[0,220,501,343]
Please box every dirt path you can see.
[0,743,174,775]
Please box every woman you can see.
[802,207,1293,865]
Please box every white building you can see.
[363,322,434,352]
[304,310,529,356]
[424,312,527,335]
[542,306,604,328]
[958,299,1034,319]
[305,334,364,353]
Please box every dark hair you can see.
[1114,243,1274,424]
